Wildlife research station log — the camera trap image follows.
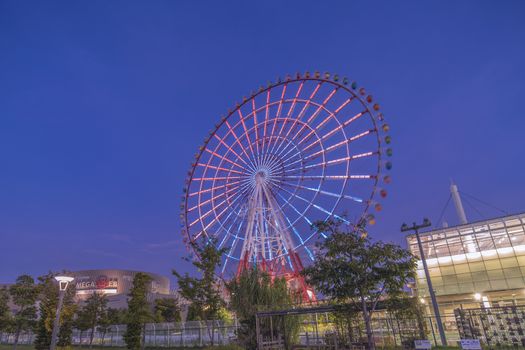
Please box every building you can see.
[71,269,173,308]
[406,212,525,322]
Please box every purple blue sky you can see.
[1,1,524,284]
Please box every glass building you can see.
[406,212,525,316]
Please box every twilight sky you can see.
[1,1,524,285]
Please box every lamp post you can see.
[50,276,74,350]
[401,218,447,346]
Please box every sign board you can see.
[414,340,432,350]
[75,275,118,291]
[459,339,481,350]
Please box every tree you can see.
[34,272,77,350]
[386,296,427,348]
[9,275,39,350]
[74,307,91,346]
[227,268,296,350]
[97,307,123,346]
[81,293,108,348]
[154,298,181,323]
[302,219,417,350]
[123,273,153,350]
[57,301,77,348]
[173,238,227,346]
[0,287,12,335]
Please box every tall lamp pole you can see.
[50,276,74,350]
[401,219,447,346]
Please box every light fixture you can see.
[420,298,426,304]
[474,293,482,301]
[54,276,74,291]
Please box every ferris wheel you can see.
[180,72,392,288]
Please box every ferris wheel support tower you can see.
[236,170,313,299]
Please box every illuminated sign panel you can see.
[75,275,118,295]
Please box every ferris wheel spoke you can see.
[217,209,245,250]
[274,179,364,203]
[281,213,307,250]
[283,83,322,141]
[294,98,355,150]
[192,180,249,216]
[283,111,368,167]
[188,191,226,213]
[224,120,257,169]
[204,148,250,173]
[258,117,296,166]
[272,150,302,176]
[213,202,243,241]
[268,84,288,144]
[221,220,245,273]
[303,130,373,161]
[317,110,368,144]
[213,132,255,171]
[275,182,350,225]
[286,87,339,147]
[188,176,247,198]
[286,81,304,120]
[283,152,377,173]
[261,89,271,154]
[275,191,315,227]
[261,135,277,169]
[278,135,310,164]
[280,128,372,169]
[218,220,235,249]
[221,254,231,274]
[275,123,312,161]
[268,84,289,156]
[282,82,322,142]
[197,205,242,256]
[196,163,246,176]
[237,109,257,162]
[192,192,246,240]
[251,99,261,158]
[190,183,248,229]
[192,175,246,182]
[188,180,246,213]
[278,118,326,163]
[289,98,357,157]
[276,83,287,120]
[260,146,278,171]
[272,82,305,156]
[282,174,374,180]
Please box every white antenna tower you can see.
[450,180,468,224]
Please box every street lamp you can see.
[401,218,447,346]
[50,276,74,350]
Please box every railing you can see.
[256,308,462,349]
[0,319,239,347]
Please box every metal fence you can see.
[455,305,525,347]
[6,306,525,349]
[0,319,239,347]
[255,303,461,349]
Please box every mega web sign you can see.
[75,275,119,295]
